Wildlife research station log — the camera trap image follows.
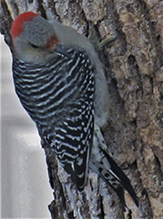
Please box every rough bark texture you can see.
[1,0,163,218]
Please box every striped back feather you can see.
[12,48,95,190]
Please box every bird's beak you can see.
[54,44,71,58]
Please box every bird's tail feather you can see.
[90,124,139,209]
[101,148,139,207]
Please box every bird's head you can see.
[11,12,65,63]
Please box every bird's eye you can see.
[30,43,39,49]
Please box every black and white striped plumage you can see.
[13,48,94,190]
[11,12,138,209]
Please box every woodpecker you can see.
[10,12,139,208]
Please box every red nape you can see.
[11,12,38,39]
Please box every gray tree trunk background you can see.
[1,0,163,218]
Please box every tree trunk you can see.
[1,0,163,218]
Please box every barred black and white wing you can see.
[13,48,95,190]
[52,50,95,190]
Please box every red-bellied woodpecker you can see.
[10,11,138,208]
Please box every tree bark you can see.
[1,0,163,218]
